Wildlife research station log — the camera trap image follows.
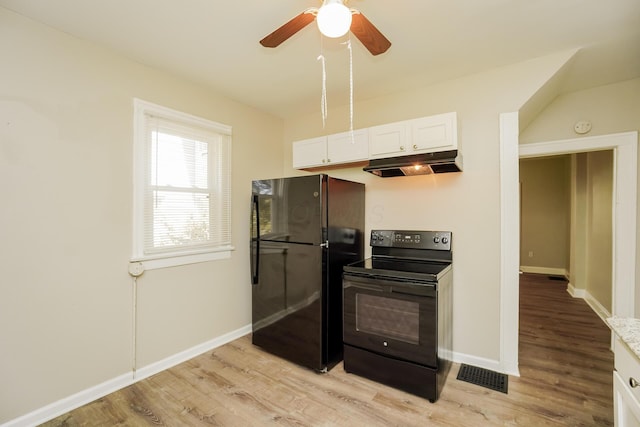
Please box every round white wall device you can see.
[574,120,592,134]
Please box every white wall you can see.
[0,7,283,424]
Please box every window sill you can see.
[131,246,234,271]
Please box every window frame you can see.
[132,99,233,270]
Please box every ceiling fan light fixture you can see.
[316,0,352,38]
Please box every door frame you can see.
[500,112,637,375]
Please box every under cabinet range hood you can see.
[363,150,462,177]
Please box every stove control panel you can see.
[370,230,452,250]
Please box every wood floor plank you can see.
[40,273,613,426]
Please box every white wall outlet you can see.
[528,251,534,258]
[128,262,145,277]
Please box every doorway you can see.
[519,155,572,279]
[499,115,637,375]
[519,151,614,319]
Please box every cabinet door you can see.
[614,371,640,427]
[368,122,408,159]
[614,337,640,426]
[327,129,369,165]
[292,136,327,168]
[410,112,457,152]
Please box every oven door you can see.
[343,273,437,367]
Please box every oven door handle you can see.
[346,283,385,292]
[343,276,385,292]
[392,286,436,298]
[344,274,436,297]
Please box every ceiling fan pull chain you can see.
[317,52,328,128]
[348,37,354,144]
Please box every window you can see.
[133,99,232,269]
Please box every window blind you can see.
[143,113,231,256]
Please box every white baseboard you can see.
[566,284,611,323]
[134,324,252,382]
[2,324,252,427]
[584,293,611,323]
[1,372,134,427]
[567,282,585,298]
[519,266,568,277]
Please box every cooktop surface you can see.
[344,257,451,281]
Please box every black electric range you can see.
[342,229,454,402]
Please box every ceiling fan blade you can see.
[260,10,317,48]
[350,12,391,56]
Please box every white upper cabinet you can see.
[369,112,457,159]
[411,113,457,152]
[292,136,327,169]
[367,122,408,159]
[292,130,369,169]
[327,129,369,165]
[292,112,458,169]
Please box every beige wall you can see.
[282,52,576,364]
[571,153,589,293]
[585,151,614,311]
[519,156,571,274]
[570,151,614,312]
[520,78,640,144]
[0,8,283,423]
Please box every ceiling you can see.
[2,0,639,119]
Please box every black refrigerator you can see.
[250,174,365,372]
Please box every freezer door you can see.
[251,175,324,245]
[251,241,325,371]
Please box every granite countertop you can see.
[607,316,640,358]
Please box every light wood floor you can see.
[41,274,613,426]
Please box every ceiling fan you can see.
[260,0,391,56]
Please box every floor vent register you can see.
[456,364,508,394]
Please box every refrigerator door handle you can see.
[250,194,259,285]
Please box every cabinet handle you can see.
[630,377,639,388]
[413,144,418,150]
[400,146,405,151]
[322,159,326,163]
[327,158,330,163]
